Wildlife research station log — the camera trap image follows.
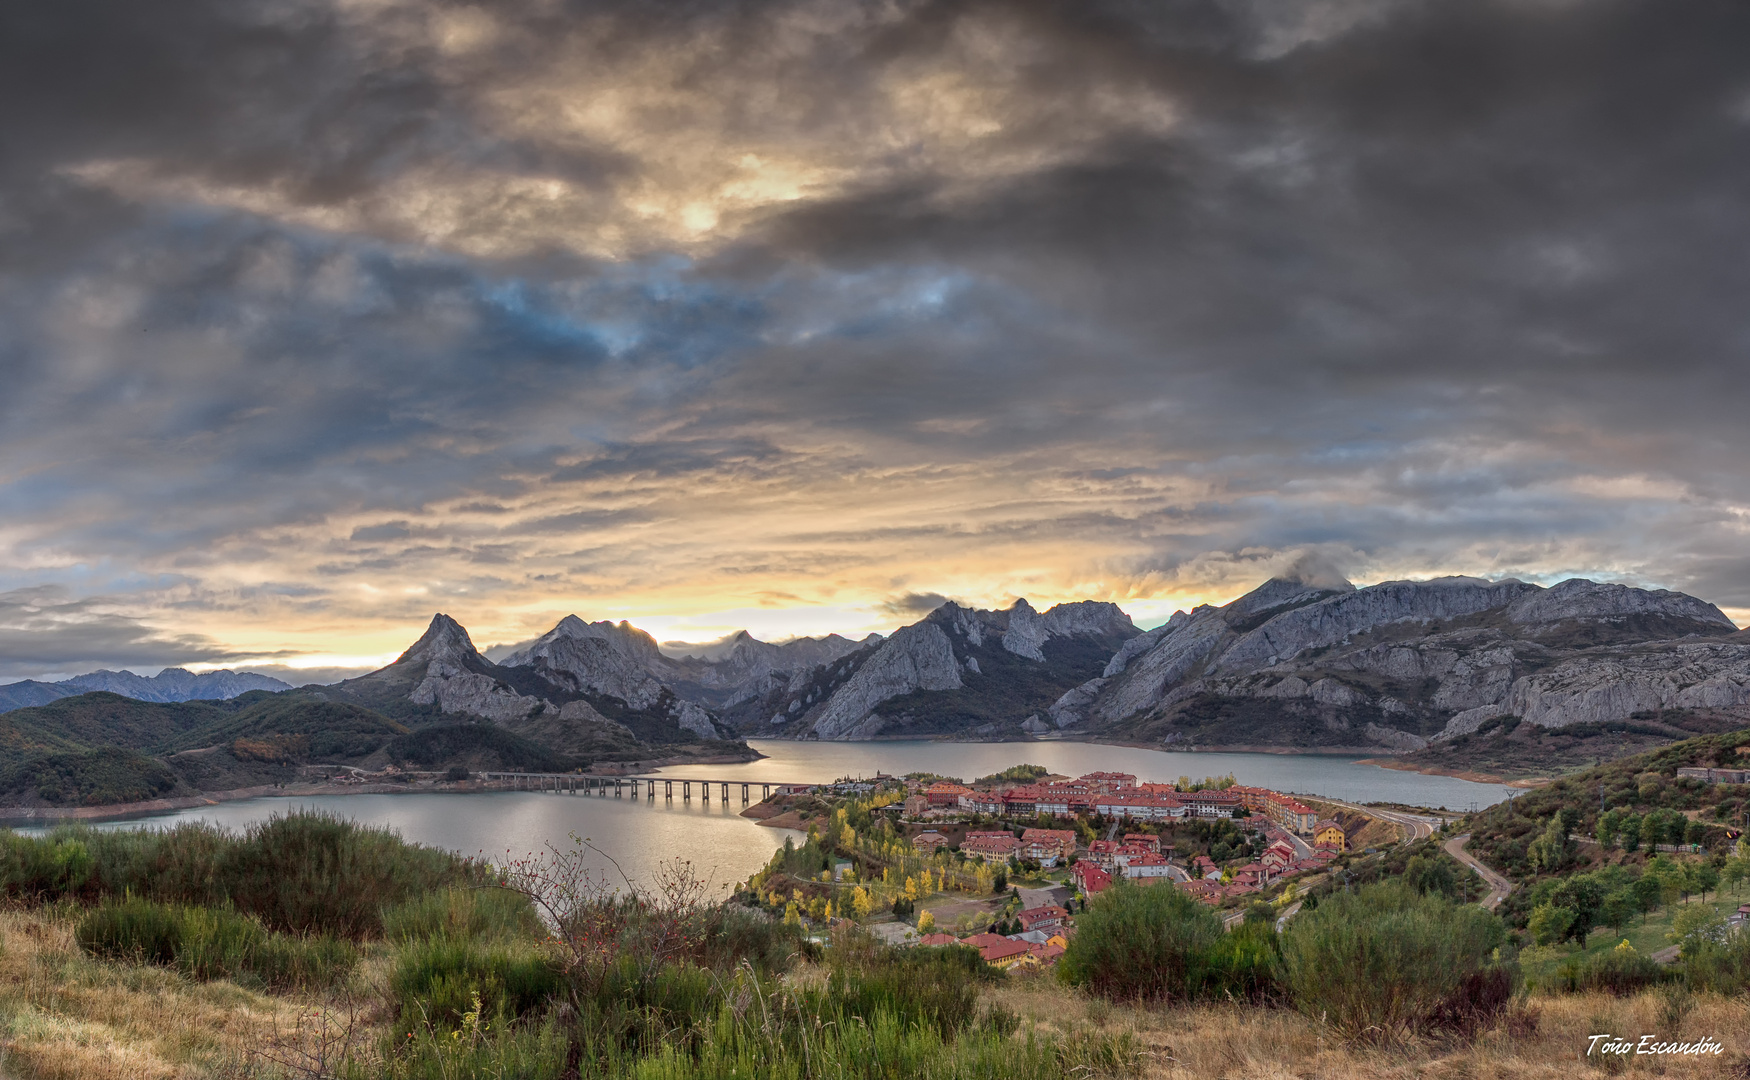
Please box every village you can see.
[739,766,1388,973]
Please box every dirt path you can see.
[1445,832,1514,911]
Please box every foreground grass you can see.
[995,976,1750,1078]
[4,899,1746,1080]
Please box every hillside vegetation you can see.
[0,691,578,809]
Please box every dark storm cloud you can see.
[3,0,1750,681]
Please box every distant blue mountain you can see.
[0,667,291,714]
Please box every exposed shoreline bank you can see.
[1356,756,1551,788]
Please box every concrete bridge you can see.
[475,772,811,804]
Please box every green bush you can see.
[390,937,566,1028]
[76,895,183,966]
[13,812,474,938]
[382,887,544,945]
[1681,934,1750,995]
[1550,945,1671,995]
[1280,881,1507,1041]
[0,834,93,900]
[1057,881,1228,1002]
[825,945,994,1039]
[1204,919,1282,1003]
[74,897,357,989]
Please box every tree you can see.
[840,824,855,849]
[917,909,936,933]
[1527,815,1572,873]
[1597,809,1624,850]
[1688,862,1720,903]
[1600,888,1640,936]
[904,875,920,902]
[1669,904,1726,958]
[783,901,800,927]
[850,886,873,919]
[1403,855,1458,899]
[1618,813,1642,854]
[1528,903,1576,946]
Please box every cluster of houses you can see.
[918,903,1072,969]
[904,771,1323,836]
[914,827,1079,867]
[1070,820,1345,905]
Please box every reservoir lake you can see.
[21,741,1517,891]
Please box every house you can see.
[1086,839,1123,870]
[961,831,1021,861]
[1262,839,1298,868]
[926,781,973,807]
[1265,792,1319,834]
[1017,904,1070,933]
[1313,819,1347,851]
[1121,854,1178,880]
[958,791,1004,815]
[1191,855,1220,880]
[912,831,950,853]
[1178,789,1245,819]
[1122,833,1160,853]
[1677,767,1749,785]
[1020,828,1077,866]
[1232,863,1270,887]
[903,795,930,817]
[1078,771,1137,792]
[975,937,1036,969]
[1176,879,1225,905]
[1028,940,1066,965]
[916,933,960,947]
[1072,862,1112,896]
[1092,794,1186,821]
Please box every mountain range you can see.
[336,575,1750,757]
[0,668,292,714]
[6,572,1750,809]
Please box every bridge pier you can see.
[665,780,672,800]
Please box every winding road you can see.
[1444,833,1514,911]
[1316,798,1445,844]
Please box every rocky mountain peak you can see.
[396,613,480,666]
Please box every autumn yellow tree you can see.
[851,886,873,918]
[784,902,800,926]
[904,875,921,901]
[917,910,936,933]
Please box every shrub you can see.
[1678,933,1750,995]
[1204,919,1282,1003]
[390,937,566,1028]
[1280,881,1507,1041]
[1550,945,1670,995]
[383,887,545,946]
[825,945,993,1039]
[74,897,357,989]
[1058,881,1225,1002]
[76,895,183,966]
[0,835,93,900]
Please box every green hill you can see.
[1466,725,1750,880]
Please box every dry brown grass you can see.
[0,907,387,1080]
[992,975,1750,1079]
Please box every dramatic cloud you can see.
[3,0,1749,680]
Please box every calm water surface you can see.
[19,742,1512,889]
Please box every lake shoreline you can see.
[1355,756,1553,788]
[0,748,768,827]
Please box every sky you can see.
[3,0,1750,684]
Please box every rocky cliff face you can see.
[737,598,1140,740]
[337,614,748,748]
[1058,573,1746,752]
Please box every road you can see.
[1444,833,1514,911]
[1317,798,1444,844]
